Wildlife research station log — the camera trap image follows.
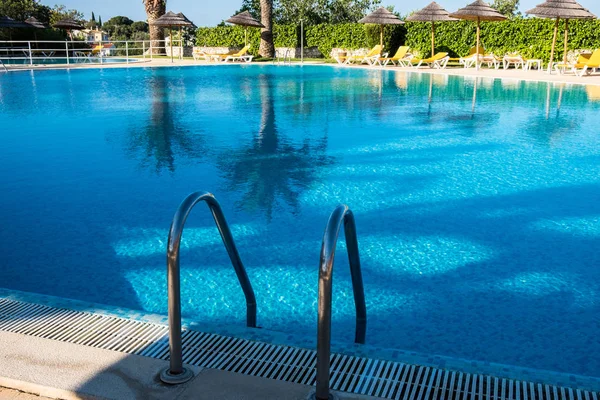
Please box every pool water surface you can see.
[0,65,599,378]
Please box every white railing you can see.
[0,39,189,67]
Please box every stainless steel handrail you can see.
[314,205,367,400]
[0,59,7,72]
[160,191,257,385]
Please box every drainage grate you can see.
[0,298,597,400]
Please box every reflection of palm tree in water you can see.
[126,73,205,173]
[219,74,333,221]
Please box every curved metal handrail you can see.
[160,191,257,385]
[0,59,7,72]
[314,205,367,400]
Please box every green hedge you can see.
[196,23,404,57]
[406,17,600,61]
[196,25,296,55]
[196,18,600,61]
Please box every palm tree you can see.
[143,0,166,54]
[259,0,275,58]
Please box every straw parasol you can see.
[450,0,506,70]
[0,16,31,28]
[53,18,84,40]
[526,0,595,73]
[406,2,458,57]
[151,11,195,63]
[0,16,33,41]
[25,17,47,43]
[25,17,47,29]
[226,11,264,46]
[359,7,405,49]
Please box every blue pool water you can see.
[1,65,599,377]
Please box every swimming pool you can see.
[0,65,599,378]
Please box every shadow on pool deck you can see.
[0,330,377,400]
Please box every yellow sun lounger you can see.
[449,46,485,68]
[378,46,410,67]
[221,45,253,63]
[411,52,449,69]
[346,45,384,65]
[555,49,600,77]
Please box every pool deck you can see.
[3,58,600,86]
[0,331,377,400]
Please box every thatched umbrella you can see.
[25,17,47,43]
[406,2,458,57]
[526,0,595,73]
[0,16,32,41]
[0,16,31,28]
[25,17,47,29]
[151,11,195,63]
[53,18,84,40]
[359,7,405,49]
[450,0,506,70]
[226,11,264,47]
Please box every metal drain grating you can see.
[0,298,597,400]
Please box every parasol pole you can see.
[431,21,435,57]
[245,27,248,46]
[476,17,481,71]
[548,17,559,73]
[380,24,384,48]
[170,27,173,63]
[563,19,569,65]
[179,26,182,60]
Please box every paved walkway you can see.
[0,387,52,399]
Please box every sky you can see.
[40,0,600,27]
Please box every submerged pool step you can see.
[0,298,597,400]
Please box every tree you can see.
[491,0,520,17]
[143,0,166,54]
[278,0,317,24]
[86,11,97,29]
[236,0,281,22]
[105,16,134,27]
[98,15,102,27]
[0,0,51,24]
[131,21,149,33]
[259,0,275,57]
[50,4,84,26]
[324,0,381,23]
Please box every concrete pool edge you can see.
[3,59,600,87]
[1,288,599,393]
[0,330,378,400]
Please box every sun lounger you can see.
[555,50,600,76]
[346,45,384,65]
[334,50,349,64]
[411,52,449,69]
[378,46,410,67]
[222,45,253,63]
[449,47,485,68]
[479,54,501,69]
[192,48,214,62]
[503,54,526,69]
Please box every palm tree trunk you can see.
[145,0,166,55]
[259,0,275,58]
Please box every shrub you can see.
[196,18,600,61]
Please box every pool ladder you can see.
[275,48,292,65]
[160,192,367,400]
[0,59,7,72]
